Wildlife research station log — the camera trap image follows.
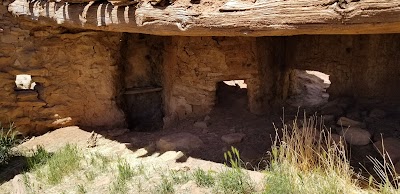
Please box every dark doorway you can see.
[121,34,164,131]
[286,70,331,107]
[216,80,248,110]
[123,88,163,131]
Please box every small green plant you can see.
[110,160,137,193]
[32,144,81,185]
[215,146,255,194]
[155,175,175,194]
[365,148,400,193]
[77,184,87,194]
[264,113,363,194]
[27,145,51,170]
[192,168,215,187]
[84,170,96,181]
[90,152,111,171]
[224,146,242,168]
[169,169,190,184]
[117,160,135,181]
[0,123,20,166]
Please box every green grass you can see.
[0,123,20,166]
[169,169,190,184]
[214,147,255,194]
[30,144,82,185]
[155,175,175,194]
[77,184,87,194]
[193,168,215,187]
[109,160,141,194]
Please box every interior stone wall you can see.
[163,36,266,123]
[0,7,125,135]
[2,0,400,135]
[285,35,400,109]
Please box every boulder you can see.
[369,109,387,119]
[157,133,204,152]
[221,133,246,144]
[337,117,363,128]
[339,127,371,146]
[374,137,400,163]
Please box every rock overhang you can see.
[6,0,400,37]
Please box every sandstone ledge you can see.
[7,0,400,36]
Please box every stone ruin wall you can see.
[162,36,267,124]
[285,35,400,110]
[1,3,400,134]
[0,8,125,135]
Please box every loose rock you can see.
[339,127,371,146]
[221,133,246,144]
[374,137,400,163]
[157,133,204,152]
[193,121,208,129]
[337,117,364,128]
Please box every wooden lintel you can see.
[124,87,163,95]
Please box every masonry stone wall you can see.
[285,35,400,109]
[163,37,266,123]
[2,1,400,135]
[0,6,125,135]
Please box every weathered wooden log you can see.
[7,0,400,36]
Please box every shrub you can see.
[0,123,20,166]
[264,113,363,193]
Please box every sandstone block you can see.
[157,133,204,152]
[221,133,246,144]
[339,127,371,146]
[374,138,400,164]
[16,91,38,101]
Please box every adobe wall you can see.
[285,35,400,109]
[163,37,269,124]
[0,7,125,135]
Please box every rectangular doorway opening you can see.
[124,88,163,131]
[216,80,248,110]
[286,69,331,107]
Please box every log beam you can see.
[7,0,400,36]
